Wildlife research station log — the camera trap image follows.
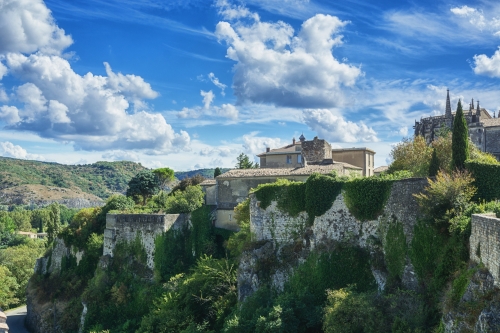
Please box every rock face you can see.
[239,178,427,300]
[442,269,500,333]
[25,281,67,333]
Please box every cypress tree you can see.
[451,99,469,170]
[214,167,222,178]
[429,147,439,177]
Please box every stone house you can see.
[258,135,376,176]
[414,89,500,160]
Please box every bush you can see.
[305,173,343,224]
[385,220,407,282]
[388,136,432,177]
[465,160,500,201]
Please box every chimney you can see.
[266,147,270,152]
[292,138,296,145]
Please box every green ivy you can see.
[465,160,500,201]
[305,173,343,225]
[252,179,306,216]
[343,177,393,221]
[384,220,407,282]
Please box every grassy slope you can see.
[0,157,146,199]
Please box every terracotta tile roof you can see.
[374,166,388,173]
[217,163,361,179]
[482,118,500,127]
[257,143,301,156]
[200,179,216,186]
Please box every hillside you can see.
[0,157,146,200]
[174,168,232,180]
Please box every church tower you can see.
[445,89,452,118]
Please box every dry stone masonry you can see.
[104,213,190,269]
[470,213,500,287]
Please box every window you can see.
[286,155,292,164]
[297,154,302,163]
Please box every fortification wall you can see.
[470,214,500,286]
[250,178,427,247]
[104,213,189,269]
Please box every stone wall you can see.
[103,213,190,270]
[250,178,427,246]
[241,178,427,299]
[486,127,500,159]
[301,137,332,164]
[470,214,500,286]
[35,238,85,275]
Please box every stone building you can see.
[414,90,500,160]
[258,135,376,176]
[0,309,8,333]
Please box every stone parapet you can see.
[470,214,500,286]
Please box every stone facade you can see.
[414,90,500,160]
[301,136,332,164]
[0,309,8,333]
[104,213,190,269]
[239,178,427,300]
[470,213,500,286]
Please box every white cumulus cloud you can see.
[302,109,378,143]
[242,132,286,155]
[201,90,215,109]
[473,47,500,77]
[0,141,44,160]
[0,0,73,55]
[217,103,238,120]
[215,9,361,108]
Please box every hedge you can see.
[465,160,500,201]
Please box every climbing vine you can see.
[384,220,407,282]
[343,178,393,221]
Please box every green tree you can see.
[153,167,175,190]
[235,153,258,169]
[0,265,19,309]
[214,167,222,178]
[46,202,61,245]
[126,170,160,205]
[428,148,439,177]
[164,185,204,213]
[388,136,432,177]
[451,100,469,170]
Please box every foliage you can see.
[0,240,45,305]
[384,220,407,283]
[126,170,160,205]
[154,206,230,283]
[343,177,394,221]
[152,167,175,190]
[46,202,61,245]
[451,100,469,170]
[175,168,231,181]
[414,170,476,230]
[214,167,222,178]
[224,245,376,332]
[323,287,384,333]
[171,174,206,193]
[465,160,500,201]
[226,199,252,258]
[429,148,439,177]
[431,131,453,173]
[252,178,306,216]
[305,173,343,224]
[139,255,237,333]
[235,153,258,169]
[388,136,432,177]
[449,267,476,306]
[0,157,145,199]
[0,264,19,309]
[150,185,204,213]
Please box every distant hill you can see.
[0,157,146,200]
[174,168,232,180]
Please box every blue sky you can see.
[1,0,500,171]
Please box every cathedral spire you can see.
[476,100,481,116]
[445,89,452,117]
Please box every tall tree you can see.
[451,100,469,170]
[46,202,61,245]
[153,167,175,190]
[214,167,222,178]
[126,170,160,205]
[235,153,258,169]
[428,148,439,177]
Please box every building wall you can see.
[470,214,500,287]
[485,127,500,159]
[262,153,302,168]
[104,213,189,269]
[203,185,217,205]
[331,150,375,176]
[301,137,332,164]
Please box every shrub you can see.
[385,220,407,282]
[388,136,432,177]
[305,173,343,224]
[465,160,500,201]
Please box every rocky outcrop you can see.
[442,269,500,333]
[26,281,67,333]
